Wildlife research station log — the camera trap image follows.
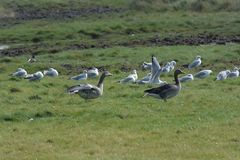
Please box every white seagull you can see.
[119,70,138,83]
[70,70,88,81]
[11,68,27,78]
[161,62,171,74]
[25,71,44,81]
[179,74,194,83]
[43,68,58,77]
[136,73,152,84]
[169,61,176,71]
[187,55,201,69]
[194,70,213,79]
[87,67,99,78]
[148,56,167,85]
[142,62,152,70]
[228,67,239,78]
[215,70,230,81]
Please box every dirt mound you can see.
[1,34,240,57]
[8,6,123,20]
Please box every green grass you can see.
[0,0,240,159]
[1,44,240,159]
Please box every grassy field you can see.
[0,0,240,159]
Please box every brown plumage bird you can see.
[144,69,184,102]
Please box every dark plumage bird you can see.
[67,71,112,99]
[144,69,184,102]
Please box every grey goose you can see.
[144,69,184,102]
[67,71,112,99]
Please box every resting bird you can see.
[67,71,112,99]
[161,62,171,74]
[87,67,99,78]
[228,67,239,78]
[215,70,230,81]
[183,55,201,69]
[43,68,58,77]
[70,70,88,81]
[135,73,152,84]
[25,71,44,81]
[119,70,138,83]
[144,69,184,102]
[179,74,194,83]
[11,68,27,78]
[194,70,213,79]
[142,62,152,70]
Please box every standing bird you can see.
[144,69,185,102]
[215,70,230,81]
[161,62,171,74]
[119,70,138,83]
[25,71,44,81]
[87,67,99,78]
[43,68,58,77]
[11,68,27,78]
[184,55,201,69]
[179,74,194,83]
[148,56,166,85]
[67,71,112,99]
[70,70,88,81]
[194,70,213,79]
[169,61,177,72]
[28,54,36,63]
[228,67,239,78]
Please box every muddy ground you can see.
[0,5,123,28]
[0,34,240,57]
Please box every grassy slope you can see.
[0,0,240,159]
[1,45,240,159]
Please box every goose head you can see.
[174,69,185,76]
[102,71,113,77]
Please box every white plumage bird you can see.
[119,70,138,83]
[161,62,171,74]
[187,55,201,69]
[43,68,58,77]
[215,70,230,81]
[142,62,152,70]
[70,70,88,81]
[11,68,27,78]
[228,67,239,78]
[169,61,176,71]
[25,71,44,81]
[136,73,152,84]
[194,70,213,79]
[87,68,99,78]
[179,74,194,83]
[148,56,166,85]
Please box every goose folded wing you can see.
[144,84,173,94]
[67,84,92,94]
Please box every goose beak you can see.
[107,72,113,76]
